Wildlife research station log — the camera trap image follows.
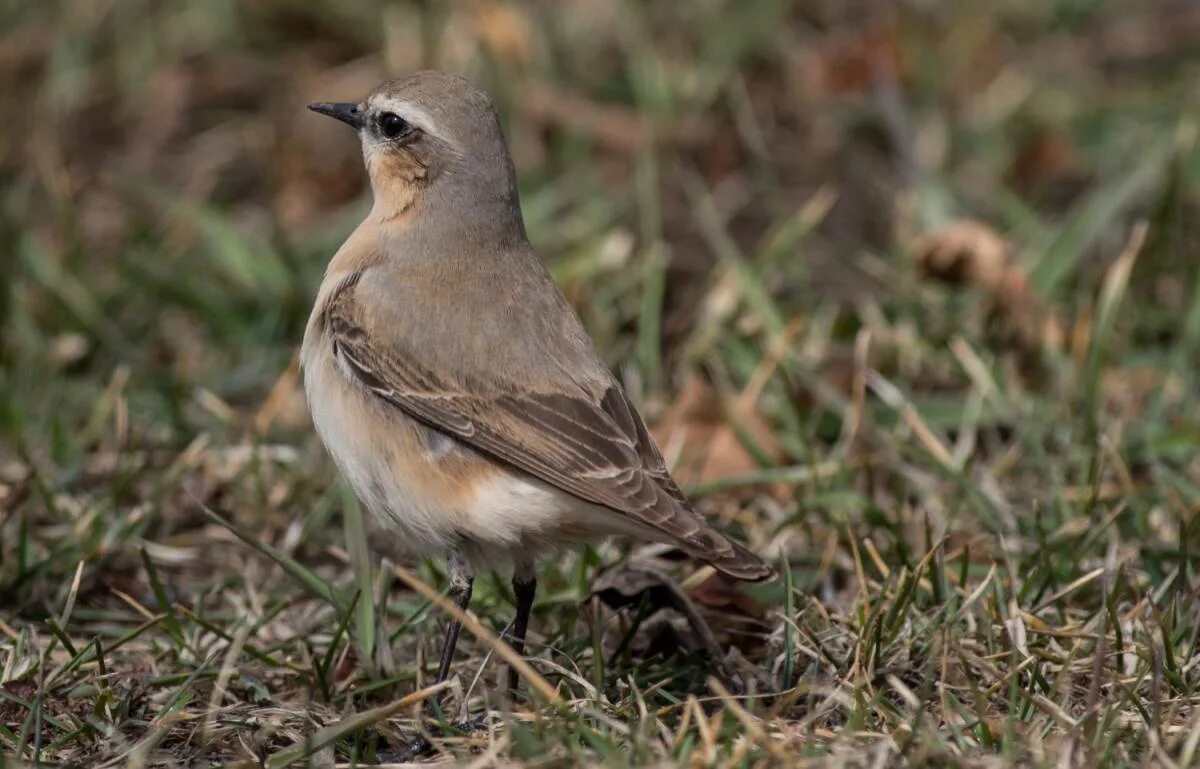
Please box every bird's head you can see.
[309,70,520,228]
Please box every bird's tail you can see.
[704,537,775,582]
[675,522,774,582]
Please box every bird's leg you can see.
[396,553,476,760]
[434,552,474,685]
[507,561,537,694]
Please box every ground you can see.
[2,1,1200,767]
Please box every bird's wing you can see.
[319,265,771,580]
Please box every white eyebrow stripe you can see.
[368,97,455,149]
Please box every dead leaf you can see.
[651,377,784,488]
[254,357,309,434]
[591,562,726,666]
[689,572,766,622]
[913,219,1064,354]
[794,20,908,99]
[913,219,1009,294]
[1008,129,1078,191]
[831,29,904,95]
[589,562,768,681]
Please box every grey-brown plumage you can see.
[303,70,771,694]
[322,257,770,580]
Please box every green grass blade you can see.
[199,503,346,613]
[341,487,375,670]
[1026,136,1171,297]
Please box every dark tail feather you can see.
[706,537,775,582]
[646,483,775,581]
[676,523,774,582]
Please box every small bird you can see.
[302,70,772,693]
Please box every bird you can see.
[302,70,773,695]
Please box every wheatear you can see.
[303,70,772,692]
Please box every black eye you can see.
[378,112,411,139]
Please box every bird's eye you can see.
[378,112,411,139]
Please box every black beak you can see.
[307,102,363,129]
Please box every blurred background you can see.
[2,0,1200,765]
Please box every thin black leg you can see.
[394,554,478,761]
[508,571,537,693]
[434,553,473,684]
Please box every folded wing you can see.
[321,267,772,581]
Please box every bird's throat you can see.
[367,151,428,225]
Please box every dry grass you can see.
[3,1,1200,767]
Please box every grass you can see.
[3,0,1200,766]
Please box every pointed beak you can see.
[307,102,363,129]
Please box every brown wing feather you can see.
[324,273,772,581]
